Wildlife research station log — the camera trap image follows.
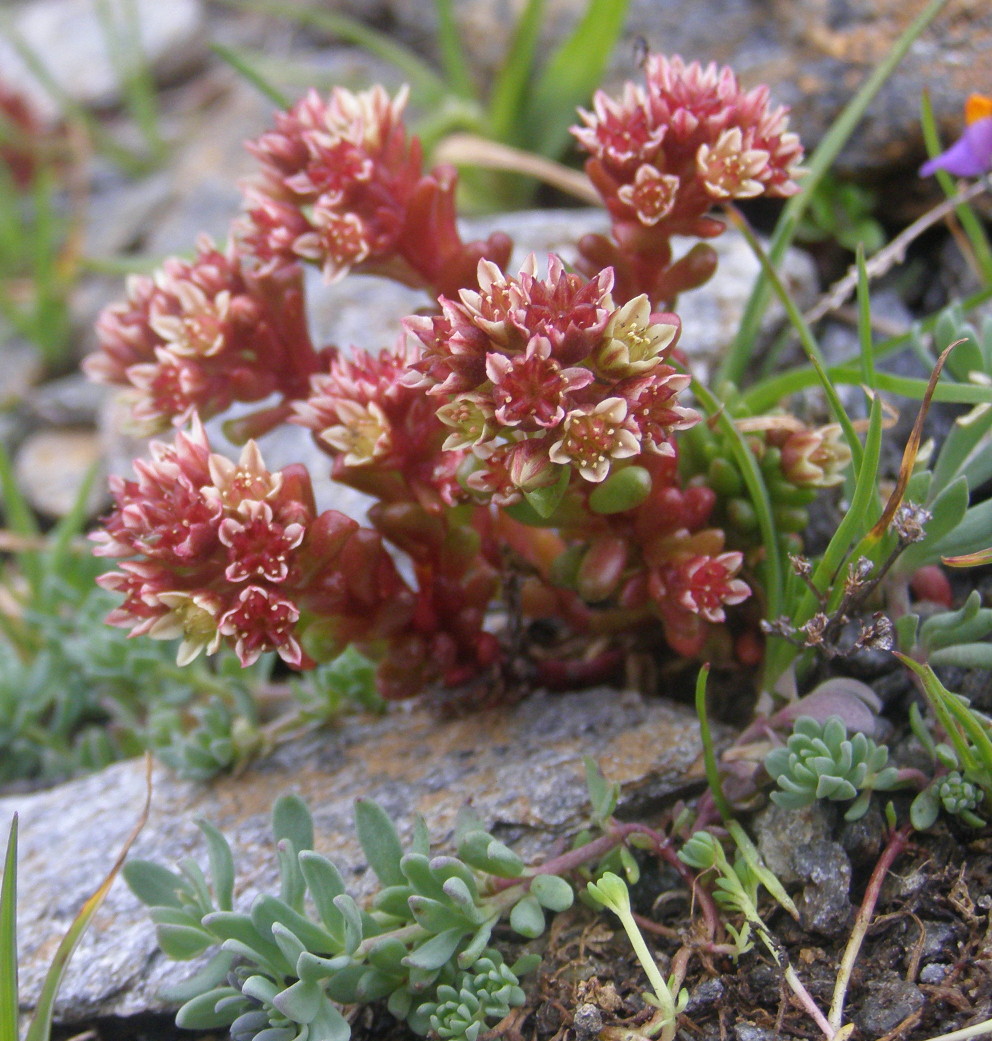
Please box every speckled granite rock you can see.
[5,687,715,1026]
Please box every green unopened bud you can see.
[707,456,743,496]
[588,465,652,514]
[727,498,758,532]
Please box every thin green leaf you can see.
[692,381,783,623]
[727,207,862,469]
[488,0,546,142]
[931,407,992,493]
[210,44,290,108]
[0,816,18,1041]
[867,339,959,542]
[794,395,884,633]
[583,756,618,822]
[95,0,165,162]
[856,246,875,390]
[434,0,476,100]
[518,0,630,158]
[46,463,101,579]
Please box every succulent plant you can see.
[764,715,901,821]
[123,794,573,1041]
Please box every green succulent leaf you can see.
[456,831,524,877]
[123,860,186,910]
[355,799,405,887]
[195,819,236,912]
[271,794,315,854]
[333,893,365,954]
[587,465,652,514]
[509,893,545,938]
[155,921,215,960]
[272,977,324,1022]
[175,986,243,1030]
[529,873,574,912]
[584,756,619,822]
[408,894,467,933]
[299,851,348,938]
[401,853,448,901]
[405,925,465,971]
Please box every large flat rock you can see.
[5,688,715,1026]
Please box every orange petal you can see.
[965,93,992,125]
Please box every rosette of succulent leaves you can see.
[123,794,576,1041]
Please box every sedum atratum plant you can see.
[84,55,827,700]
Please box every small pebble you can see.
[853,978,925,1035]
[571,1003,603,1041]
[13,427,108,518]
[919,963,950,984]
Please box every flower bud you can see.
[780,424,851,488]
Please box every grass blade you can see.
[0,441,42,596]
[210,44,290,109]
[766,395,884,682]
[434,0,476,100]
[866,340,959,541]
[488,0,547,144]
[519,0,630,160]
[94,0,165,164]
[855,246,876,390]
[0,816,18,1041]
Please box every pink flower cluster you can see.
[572,54,804,303]
[90,419,481,697]
[85,238,321,435]
[405,255,697,499]
[87,54,819,697]
[239,85,511,295]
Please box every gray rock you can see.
[684,977,724,1014]
[0,338,45,408]
[571,1003,604,1041]
[13,426,109,518]
[920,919,962,961]
[793,839,853,937]
[734,1024,777,1041]
[919,963,950,984]
[0,0,208,124]
[24,372,108,426]
[4,687,716,1025]
[753,801,833,885]
[853,976,925,1035]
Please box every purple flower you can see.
[920,94,992,178]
